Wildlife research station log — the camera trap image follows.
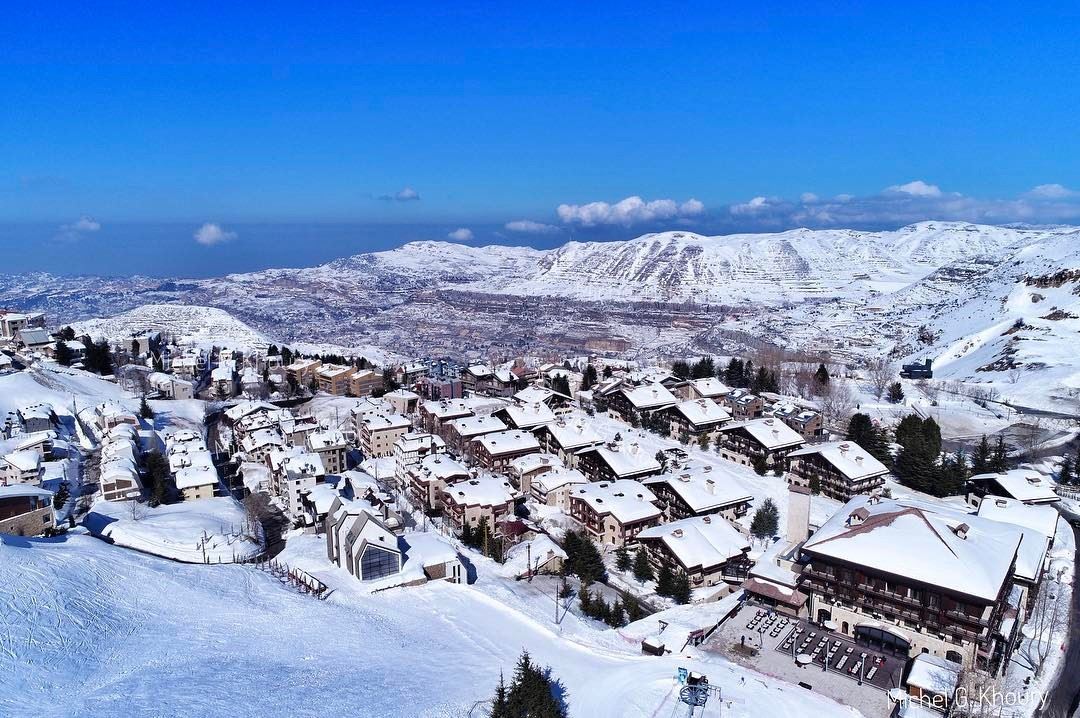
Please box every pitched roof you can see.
[570,479,659,524]
[788,440,889,480]
[969,469,1059,504]
[622,383,679,410]
[638,515,749,570]
[720,418,804,450]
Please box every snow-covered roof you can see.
[3,449,42,472]
[174,463,217,490]
[349,397,394,417]
[394,432,446,454]
[18,404,55,421]
[501,535,566,578]
[284,452,326,479]
[672,398,731,427]
[721,418,805,450]
[531,467,588,494]
[303,482,342,514]
[637,515,749,569]
[442,476,516,507]
[474,430,540,456]
[362,414,412,431]
[802,495,1023,601]
[308,429,347,451]
[689,377,731,398]
[514,385,569,404]
[508,452,560,476]
[905,654,960,696]
[448,414,507,438]
[412,453,470,481]
[788,440,889,480]
[643,466,753,512]
[500,402,556,429]
[570,479,660,524]
[223,400,276,423]
[420,399,472,420]
[579,441,661,478]
[0,484,53,501]
[210,365,234,381]
[316,363,353,379]
[622,383,678,410]
[969,469,1059,504]
[975,495,1059,541]
[466,364,493,378]
[385,388,420,401]
[542,418,604,450]
[401,532,459,568]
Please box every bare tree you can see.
[129,498,148,522]
[1007,366,1023,385]
[1015,565,1068,678]
[953,669,1024,718]
[865,357,893,400]
[819,379,857,427]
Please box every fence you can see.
[244,556,331,600]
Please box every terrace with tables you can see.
[707,602,903,716]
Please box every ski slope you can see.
[0,533,859,718]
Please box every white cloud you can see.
[194,223,237,246]
[54,215,102,241]
[447,227,474,242]
[730,196,771,215]
[800,192,819,203]
[1026,183,1078,199]
[378,186,421,201]
[556,196,705,226]
[885,180,942,197]
[504,220,561,234]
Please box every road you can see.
[1038,521,1080,718]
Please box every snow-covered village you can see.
[5,6,1080,718]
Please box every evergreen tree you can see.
[59,326,76,341]
[990,436,1009,472]
[655,563,675,597]
[742,359,754,388]
[814,363,830,388]
[491,672,512,718]
[505,650,568,718]
[671,360,691,380]
[1059,456,1074,486]
[921,417,942,458]
[671,571,692,604]
[615,545,631,572]
[145,450,170,506]
[845,413,891,463]
[887,381,905,403]
[751,453,769,476]
[607,598,625,627]
[724,358,744,387]
[893,437,937,493]
[53,480,71,510]
[461,521,474,546]
[632,547,654,582]
[622,591,644,622]
[583,364,598,390]
[550,375,572,397]
[750,498,780,539]
[894,415,924,450]
[139,395,154,420]
[578,585,592,615]
[54,340,75,366]
[971,435,992,475]
[697,433,710,451]
[690,357,715,379]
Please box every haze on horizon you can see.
[2,3,1079,277]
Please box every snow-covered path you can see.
[0,534,858,718]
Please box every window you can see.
[359,545,400,581]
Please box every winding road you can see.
[1038,522,1080,718]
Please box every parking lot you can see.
[705,601,903,717]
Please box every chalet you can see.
[210,362,237,397]
[0,484,54,536]
[0,450,45,486]
[307,428,348,475]
[240,427,287,464]
[174,462,217,501]
[99,461,142,502]
[15,327,52,352]
[316,363,355,396]
[493,402,556,431]
[148,371,194,400]
[722,388,764,420]
[770,402,825,440]
[0,310,45,340]
[406,453,471,512]
[529,467,589,511]
[666,398,731,438]
[606,383,679,422]
[642,465,753,522]
[507,452,561,495]
[414,375,463,401]
[440,476,518,535]
[968,470,1059,506]
[715,418,805,469]
[93,401,139,433]
[680,377,731,401]
[905,653,961,711]
[273,450,326,519]
[471,430,541,471]
[400,532,466,584]
[788,441,889,501]
[444,415,508,459]
[576,440,662,483]
[357,414,412,459]
[418,398,473,436]
[799,496,1023,673]
[222,400,276,426]
[461,364,515,397]
[326,504,403,581]
[392,431,446,484]
[513,385,572,410]
[569,479,661,547]
[534,417,604,467]
[637,515,752,589]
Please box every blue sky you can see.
[2,2,1079,276]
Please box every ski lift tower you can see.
[671,669,723,718]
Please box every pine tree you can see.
[750,498,780,539]
[578,585,592,615]
[697,433,710,451]
[1059,456,1074,486]
[461,521,474,546]
[54,341,74,366]
[971,435,992,475]
[607,598,626,627]
[751,453,769,476]
[887,381,905,403]
[671,360,691,379]
[491,672,512,718]
[742,360,754,388]
[691,357,715,379]
[622,591,644,622]
[52,480,71,510]
[139,395,154,420]
[615,545,631,572]
[583,364,598,390]
[656,563,675,597]
[990,436,1009,472]
[632,547,654,582]
[814,363,830,388]
[671,571,692,604]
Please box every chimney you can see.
[953,523,970,540]
[672,528,684,538]
[786,484,812,544]
[839,443,850,455]
[629,442,639,455]
[679,473,691,482]
[705,479,715,494]
[702,516,711,524]
[855,455,864,465]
